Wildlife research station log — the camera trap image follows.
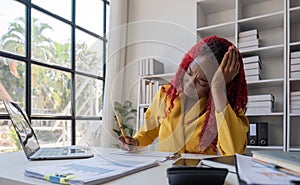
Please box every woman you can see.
[119,35,249,155]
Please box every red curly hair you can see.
[162,35,248,153]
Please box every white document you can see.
[235,154,300,185]
[24,154,159,185]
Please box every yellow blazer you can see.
[134,85,249,155]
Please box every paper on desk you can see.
[110,150,173,158]
[236,154,300,185]
[24,154,159,185]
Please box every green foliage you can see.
[113,100,137,137]
[9,126,21,150]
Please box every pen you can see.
[116,114,127,139]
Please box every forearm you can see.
[215,105,249,155]
[211,86,228,113]
[134,127,159,147]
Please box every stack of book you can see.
[290,51,300,78]
[138,58,164,76]
[243,55,262,82]
[247,94,274,114]
[290,91,300,114]
[238,29,260,52]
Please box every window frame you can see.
[0,0,108,145]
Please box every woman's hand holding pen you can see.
[118,136,140,152]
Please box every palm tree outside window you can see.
[0,0,108,153]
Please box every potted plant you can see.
[113,100,137,137]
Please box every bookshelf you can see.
[136,0,300,153]
[196,0,293,153]
[287,0,300,152]
[136,58,174,130]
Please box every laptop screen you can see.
[3,100,40,158]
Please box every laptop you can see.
[3,100,94,160]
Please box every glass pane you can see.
[0,56,25,112]
[106,3,110,34]
[31,120,71,147]
[76,29,104,76]
[32,0,71,21]
[0,119,19,154]
[75,75,103,117]
[76,120,102,147]
[31,9,71,68]
[31,64,71,115]
[76,0,104,35]
[0,0,25,56]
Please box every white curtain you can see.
[100,0,129,147]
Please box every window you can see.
[0,0,108,153]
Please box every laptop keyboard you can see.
[38,147,69,156]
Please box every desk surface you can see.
[0,147,239,185]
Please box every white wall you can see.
[122,0,199,105]
[103,0,198,147]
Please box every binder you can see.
[257,122,268,146]
[248,122,257,146]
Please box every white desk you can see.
[0,147,239,185]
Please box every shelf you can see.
[238,11,284,31]
[197,0,235,27]
[289,148,300,151]
[289,9,300,43]
[247,78,284,88]
[246,112,284,116]
[138,104,150,108]
[197,23,235,43]
[289,77,300,82]
[240,44,284,57]
[246,145,284,150]
[290,114,300,116]
[290,0,300,9]
[238,0,284,20]
[193,0,296,152]
[140,73,175,80]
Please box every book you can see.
[238,35,258,42]
[291,71,300,78]
[291,95,300,101]
[291,64,300,72]
[247,101,273,108]
[291,91,300,96]
[246,107,272,114]
[291,109,300,114]
[201,155,236,173]
[244,62,261,70]
[246,74,261,82]
[243,55,260,64]
[245,68,260,76]
[251,150,300,176]
[248,94,274,102]
[149,58,164,75]
[238,29,258,38]
[235,154,300,185]
[291,51,300,59]
[291,58,300,65]
[24,155,159,185]
[239,46,259,52]
[238,39,260,48]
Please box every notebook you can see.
[252,150,300,176]
[3,100,94,160]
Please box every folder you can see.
[257,122,268,146]
[248,122,257,146]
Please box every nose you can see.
[185,75,196,88]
